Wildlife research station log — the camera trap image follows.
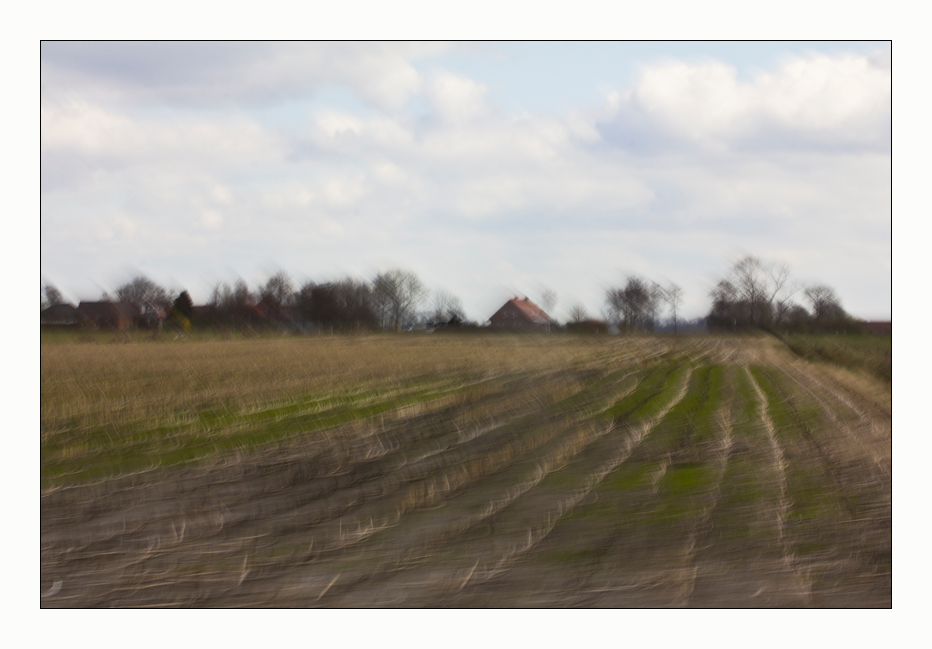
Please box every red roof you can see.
[864,321,891,334]
[489,297,554,326]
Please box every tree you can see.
[232,279,254,307]
[115,275,169,305]
[606,275,654,332]
[785,304,811,330]
[804,284,846,321]
[261,271,294,306]
[206,279,257,328]
[209,282,232,310]
[43,284,65,308]
[431,289,465,324]
[567,303,589,324]
[260,271,295,321]
[707,256,791,330]
[646,281,666,332]
[373,269,426,331]
[301,278,378,332]
[167,290,194,332]
[665,282,683,334]
[172,290,194,319]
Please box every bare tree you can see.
[804,284,845,320]
[261,271,294,307]
[373,269,426,331]
[43,284,65,308]
[209,282,233,310]
[299,278,378,332]
[606,275,653,332]
[647,281,666,332]
[665,282,683,334]
[260,271,295,321]
[708,256,792,330]
[431,289,465,323]
[115,275,169,305]
[232,279,254,307]
[567,303,589,324]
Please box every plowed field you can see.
[40,334,891,607]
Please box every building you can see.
[864,321,891,335]
[488,297,555,330]
[76,301,140,330]
[40,303,82,327]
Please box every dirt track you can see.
[41,337,891,607]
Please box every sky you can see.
[40,41,892,322]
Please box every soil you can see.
[40,337,891,607]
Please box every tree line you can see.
[41,255,870,334]
[705,256,862,333]
[42,268,460,334]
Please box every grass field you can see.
[40,333,891,607]
[783,333,891,384]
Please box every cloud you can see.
[596,49,891,154]
[425,72,490,124]
[41,100,287,193]
[41,42,447,111]
[201,210,223,228]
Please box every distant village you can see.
[40,259,891,336]
[40,290,631,335]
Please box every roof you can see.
[40,303,80,325]
[77,301,140,320]
[864,321,891,334]
[490,297,554,325]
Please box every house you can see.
[864,321,891,335]
[40,303,83,327]
[488,296,555,331]
[76,301,140,330]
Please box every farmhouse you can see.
[75,301,167,330]
[76,301,139,330]
[864,321,892,335]
[488,297,555,331]
[40,303,82,327]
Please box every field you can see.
[40,333,891,607]
[783,333,892,384]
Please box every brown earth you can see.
[40,336,890,607]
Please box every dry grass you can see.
[40,333,891,607]
[41,334,672,481]
[43,335,584,431]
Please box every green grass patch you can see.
[41,379,482,484]
[662,462,711,494]
[784,334,891,383]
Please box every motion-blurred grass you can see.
[40,334,663,484]
[783,334,891,384]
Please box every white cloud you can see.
[426,72,490,124]
[201,210,223,228]
[211,185,233,204]
[41,42,446,112]
[600,50,890,152]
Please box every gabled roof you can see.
[490,297,554,324]
[511,297,554,324]
[41,303,81,325]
